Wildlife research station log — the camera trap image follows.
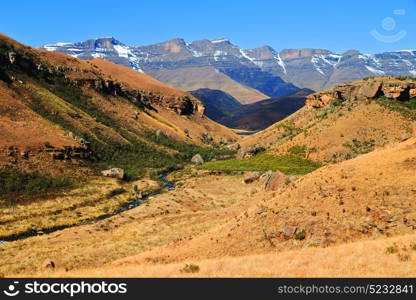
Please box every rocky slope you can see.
[0,33,237,176]
[43,37,416,98]
[240,77,416,162]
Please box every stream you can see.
[0,172,175,244]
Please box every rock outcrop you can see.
[101,168,125,179]
[306,77,416,108]
[243,172,260,184]
[191,154,204,165]
[263,170,290,191]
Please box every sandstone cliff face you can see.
[306,77,416,108]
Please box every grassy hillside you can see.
[240,78,416,162]
[0,33,238,189]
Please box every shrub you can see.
[385,244,399,254]
[43,141,53,148]
[180,264,200,273]
[295,230,306,240]
[398,253,411,262]
[107,188,126,198]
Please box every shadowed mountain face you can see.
[43,37,416,103]
[190,88,313,131]
[188,88,242,122]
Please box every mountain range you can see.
[43,37,416,104]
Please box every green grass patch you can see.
[343,138,375,155]
[197,154,322,175]
[0,168,74,197]
[287,145,307,157]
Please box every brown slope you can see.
[239,78,416,163]
[0,33,238,175]
[102,137,416,265]
[0,33,237,146]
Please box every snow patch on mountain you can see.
[211,38,229,44]
[311,56,326,76]
[365,65,385,76]
[239,49,260,66]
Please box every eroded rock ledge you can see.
[306,77,416,108]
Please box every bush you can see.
[107,188,126,198]
[295,230,306,240]
[180,264,200,273]
[385,244,399,254]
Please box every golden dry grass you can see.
[53,234,416,278]
[0,172,260,276]
[0,177,160,239]
[103,138,416,267]
[240,98,414,163]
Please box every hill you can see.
[78,135,416,272]
[223,88,313,130]
[191,88,313,131]
[188,88,242,122]
[240,77,416,162]
[0,33,237,180]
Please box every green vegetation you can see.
[385,244,399,254]
[287,145,307,157]
[377,98,416,120]
[23,78,235,180]
[197,153,322,175]
[0,168,73,197]
[295,230,306,240]
[180,264,200,273]
[343,138,375,155]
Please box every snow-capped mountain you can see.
[43,37,144,72]
[42,37,416,102]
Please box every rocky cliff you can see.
[306,77,416,108]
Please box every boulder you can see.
[155,130,167,138]
[101,168,124,179]
[236,146,255,160]
[191,154,204,165]
[131,185,142,200]
[201,132,213,144]
[243,172,260,184]
[264,170,290,191]
[281,225,297,239]
[42,260,55,269]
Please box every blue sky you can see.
[1,0,415,53]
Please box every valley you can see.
[1,32,416,279]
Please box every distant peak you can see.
[211,38,230,44]
[342,49,361,56]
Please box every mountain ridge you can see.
[42,37,416,100]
